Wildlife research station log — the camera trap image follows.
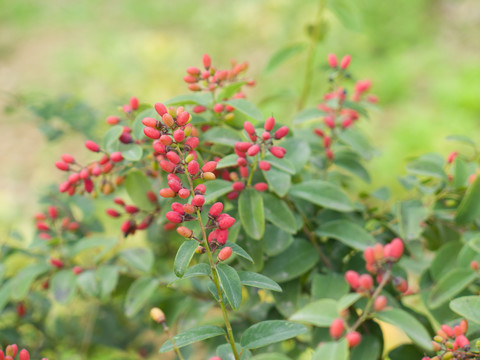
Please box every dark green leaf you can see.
[0,280,14,313]
[350,334,381,360]
[174,240,198,277]
[334,153,371,183]
[376,309,432,350]
[394,200,429,241]
[263,225,294,256]
[428,268,477,309]
[316,220,375,250]
[312,273,349,300]
[289,180,353,212]
[388,344,426,360]
[240,320,307,349]
[239,189,265,240]
[223,99,263,122]
[238,271,282,292]
[225,241,254,263]
[455,175,480,225]
[450,296,480,324]
[289,298,338,326]
[263,239,319,283]
[120,144,143,161]
[124,277,159,317]
[124,170,155,211]
[262,193,297,234]
[216,343,252,360]
[217,263,243,310]
[51,270,77,304]
[216,154,239,169]
[265,43,307,73]
[160,325,226,352]
[454,158,469,188]
[204,180,234,203]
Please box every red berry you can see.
[18,350,29,360]
[187,67,200,76]
[358,274,373,291]
[218,247,233,261]
[195,184,207,194]
[203,54,211,69]
[323,136,331,148]
[340,55,351,70]
[218,215,235,229]
[470,260,479,271]
[173,129,185,142]
[460,319,469,333]
[177,111,190,126]
[345,270,360,289]
[177,226,193,238]
[55,161,69,171]
[213,103,224,113]
[129,96,139,110]
[155,103,168,116]
[166,151,180,164]
[217,229,229,245]
[50,258,64,268]
[171,202,184,214]
[185,136,199,150]
[110,151,123,162]
[455,334,469,349]
[324,116,335,129]
[85,140,100,152]
[346,331,362,348]
[48,205,58,219]
[36,222,50,231]
[441,325,454,338]
[61,154,75,163]
[193,105,206,113]
[259,160,271,171]
[106,115,120,125]
[270,146,286,158]
[254,182,268,192]
[232,182,245,191]
[247,144,260,156]
[6,345,17,358]
[192,195,205,207]
[209,202,224,218]
[329,318,344,338]
[178,188,190,199]
[125,205,139,214]
[166,211,183,223]
[390,238,404,259]
[262,131,271,141]
[237,157,247,166]
[160,134,173,145]
[373,295,387,311]
[264,116,275,131]
[447,151,458,164]
[187,160,199,175]
[159,188,175,198]
[160,160,176,173]
[202,161,217,172]
[144,127,161,139]
[72,266,83,275]
[274,126,289,140]
[327,53,338,68]
[106,208,120,217]
[235,142,252,153]
[243,121,256,135]
[184,75,197,84]
[363,247,375,265]
[142,117,157,128]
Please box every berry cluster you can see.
[0,345,47,360]
[423,319,477,359]
[328,318,362,348]
[106,96,141,125]
[313,54,377,160]
[34,205,80,240]
[106,194,159,237]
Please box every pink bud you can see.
[85,140,100,152]
[345,270,360,289]
[254,182,268,192]
[329,318,344,338]
[144,127,161,139]
[447,151,458,164]
[340,55,351,70]
[177,111,190,126]
[154,103,168,116]
[243,121,256,135]
[142,117,157,128]
[166,151,181,164]
[327,53,338,68]
[247,144,260,156]
[187,160,199,175]
[346,331,362,348]
[166,211,183,223]
[218,247,233,261]
[202,161,217,172]
[274,126,289,140]
[173,129,185,142]
[61,154,75,163]
[259,161,271,171]
[129,97,139,110]
[213,104,224,113]
[195,184,207,194]
[203,54,211,69]
[209,202,224,218]
[110,151,123,162]
[55,161,69,171]
[264,116,275,131]
[192,195,205,207]
[106,208,120,217]
[218,214,235,229]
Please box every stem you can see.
[297,0,326,110]
[247,155,258,187]
[349,269,392,333]
[177,145,241,360]
[162,322,184,360]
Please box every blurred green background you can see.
[1,0,480,236]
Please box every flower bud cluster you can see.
[34,205,80,240]
[0,345,48,360]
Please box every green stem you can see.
[177,145,241,360]
[247,155,258,187]
[162,322,184,360]
[297,0,326,110]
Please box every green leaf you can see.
[120,144,143,161]
[124,277,159,317]
[428,268,477,309]
[250,354,291,360]
[262,193,297,234]
[182,263,211,279]
[455,175,480,225]
[77,270,99,297]
[289,298,338,326]
[124,170,155,211]
[0,280,13,313]
[350,334,381,360]
[12,263,50,300]
[316,220,375,250]
[394,200,429,241]
[293,107,326,126]
[429,241,462,281]
[120,247,154,273]
[239,189,265,240]
[159,325,225,353]
[406,156,447,180]
[202,126,242,147]
[217,263,243,310]
[337,293,362,312]
[174,240,198,277]
[164,93,212,106]
[312,339,349,360]
[265,43,307,73]
[263,239,319,283]
[204,180,234,203]
[238,271,282,292]
[103,125,124,152]
[240,320,307,349]
[264,225,294,256]
[263,168,291,197]
[69,236,117,258]
[446,134,476,147]
[312,273,349,300]
[454,158,469,188]
[388,344,426,360]
[334,153,371,183]
[337,128,375,160]
[450,296,480,324]
[96,265,119,299]
[327,0,362,31]
[216,154,239,169]
[216,343,252,360]
[282,138,311,173]
[376,309,432,350]
[51,270,77,304]
[217,82,247,101]
[225,241,254,263]
[223,99,263,122]
[264,154,296,174]
[289,180,353,212]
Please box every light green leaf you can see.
[262,193,297,234]
[223,99,263,122]
[124,277,159,317]
[164,93,212,106]
[240,320,307,349]
[96,265,119,299]
[428,268,477,309]
[120,144,143,161]
[263,168,291,197]
[265,43,307,73]
[225,241,254,263]
[316,220,375,250]
[327,0,362,31]
[12,263,50,300]
[312,339,349,360]
[77,270,99,297]
[216,154,239,169]
[238,271,282,292]
[263,225,294,257]
[290,298,338,326]
[124,170,155,211]
[202,126,242,147]
[51,270,77,304]
[160,325,225,352]
[293,108,326,126]
[289,180,353,212]
[120,247,154,273]
[450,296,480,324]
[455,175,480,225]
[174,240,198,278]
[282,138,311,173]
[204,180,234,203]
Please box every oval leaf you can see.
[223,99,263,122]
[238,271,282,292]
[239,189,265,240]
[316,220,375,250]
[124,170,155,211]
[262,193,297,234]
[428,268,477,309]
[217,263,243,310]
[312,339,349,360]
[240,320,307,350]
[174,240,199,278]
[160,325,225,353]
[290,298,338,326]
[120,247,154,273]
[265,43,306,73]
[289,180,353,212]
[124,277,159,317]
[455,175,480,225]
[51,270,77,304]
[204,180,235,204]
[450,296,480,324]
